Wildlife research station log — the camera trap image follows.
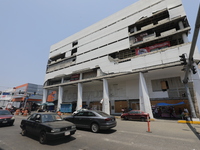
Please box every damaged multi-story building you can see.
[43,0,200,118]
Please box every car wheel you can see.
[9,123,14,126]
[39,131,47,144]
[91,123,99,133]
[141,118,145,122]
[21,128,27,136]
[124,116,128,120]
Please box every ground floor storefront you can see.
[43,66,200,118]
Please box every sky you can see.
[0,0,199,91]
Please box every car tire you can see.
[124,116,128,120]
[39,131,47,144]
[141,118,145,122]
[91,123,99,133]
[21,128,27,136]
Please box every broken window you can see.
[72,40,78,47]
[71,48,77,56]
[49,53,65,62]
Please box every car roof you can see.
[32,112,57,115]
[77,109,99,112]
[0,110,10,112]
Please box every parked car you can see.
[121,110,149,121]
[20,113,76,144]
[0,110,15,126]
[63,110,117,133]
[0,106,6,110]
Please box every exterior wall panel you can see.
[169,5,186,19]
[76,39,129,63]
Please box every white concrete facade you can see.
[43,0,200,117]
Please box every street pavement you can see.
[1,113,200,150]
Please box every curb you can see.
[178,120,200,124]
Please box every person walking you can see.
[169,107,175,118]
[158,107,162,118]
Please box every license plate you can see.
[65,131,70,136]
[2,121,7,123]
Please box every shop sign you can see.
[70,74,80,81]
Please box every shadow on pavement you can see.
[20,132,76,145]
[186,123,200,140]
[76,128,117,134]
[47,136,76,146]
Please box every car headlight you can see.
[71,125,76,129]
[11,116,15,120]
[51,128,61,133]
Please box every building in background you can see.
[0,83,43,111]
[43,0,200,118]
[0,88,15,109]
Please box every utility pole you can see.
[180,4,200,118]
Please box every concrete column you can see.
[77,83,83,110]
[139,72,153,119]
[42,89,48,103]
[57,86,63,111]
[77,73,82,81]
[61,77,64,83]
[134,26,137,32]
[179,21,189,43]
[102,79,110,115]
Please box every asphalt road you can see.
[0,115,200,150]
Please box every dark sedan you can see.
[64,110,116,133]
[20,113,76,144]
[0,110,15,126]
[121,110,149,121]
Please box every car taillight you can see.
[105,118,111,121]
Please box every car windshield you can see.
[0,110,11,115]
[42,114,63,122]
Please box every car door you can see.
[78,111,96,128]
[73,112,85,128]
[84,112,96,128]
[131,111,141,120]
[128,111,138,120]
[31,114,42,135]
[26,114,37,134]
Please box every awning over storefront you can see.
[156,101,185,107]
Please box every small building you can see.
[0,83,43,110]
[0,88,14,109]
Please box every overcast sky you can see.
[0,0,199,91]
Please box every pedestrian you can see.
[184,108,189,113]
[178,108,182,115]
[154,107,158,117]
[178,108,183,119]
[121,108,125,113]
[183,111,190,121]
[169,107,175,118]
[158,107,162,118]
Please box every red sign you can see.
[70,74,80,81]
[135,41,170,55]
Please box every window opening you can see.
[72,41,78,47]
[71,48,77,56]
